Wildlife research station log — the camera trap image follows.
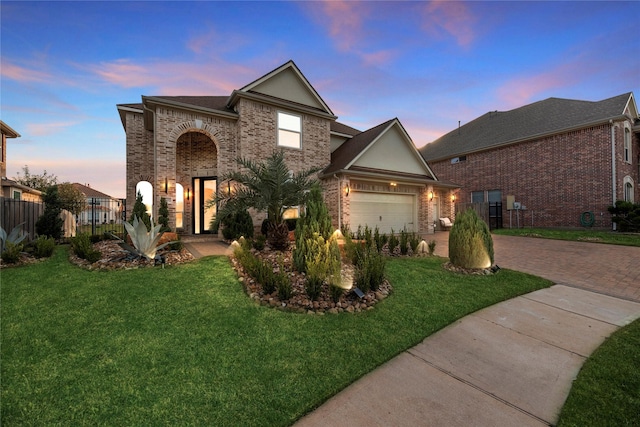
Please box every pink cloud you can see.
[25,121,80,137]
[494,61,581,109]
[422,1,476,47]
[87,59,254,95]
[0,59,52,83]
[302,1,397,66]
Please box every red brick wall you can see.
[427,122,638,228]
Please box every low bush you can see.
[33,236,55,258]
[330,283,343,303]
[1,242,23,264]
[71,233,102,264]
[220,209,254,240]
[449,208,494,269]
[387,229,399,255]
[354,245,386,293]
[252,234,266,251]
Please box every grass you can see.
[557,318,640,427]
[1,246,552,426]
[493,227,640,247]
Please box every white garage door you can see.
[350,192,416,234]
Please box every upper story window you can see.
[624,126,631,163]
[278,112,301,149]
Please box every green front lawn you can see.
[1,247,551,426]
[493,228,640,247]
[558,318,640,426]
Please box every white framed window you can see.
[623,176,634,203]
[624,126,631,163]
[135,181,153,219]
[12,190,21,200]
[278,111,301,149]
[175,183,184,229]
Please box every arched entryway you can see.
[176,131,218,234]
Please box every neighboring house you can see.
[1,121,42,202]
[117,60,458,236]
[420,93,640,229]
[70,183,123,225]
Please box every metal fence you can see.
[0,197,44,241]
[77,197,127,237]
[1,196,127,239]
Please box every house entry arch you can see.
[170,121,222,234]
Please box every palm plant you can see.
[213,150,320,250]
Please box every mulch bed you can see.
[231,246,393,314]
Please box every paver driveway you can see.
[430,232,640,302]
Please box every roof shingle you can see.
[420,92,633,161]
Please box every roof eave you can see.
[0,121,21,138]
[426,115,629,163]
[227,90,337,120]
[142,96,239,120]
[320,167,458,188]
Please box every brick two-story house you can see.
[420,93,640,229]
[118,61,457,236]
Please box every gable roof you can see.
[0,120,20,138]
[71,182,115,199]
[322,118,437,182]
[233,60,334,116]
[420,92,636,162]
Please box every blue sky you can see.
[2,1,639,198]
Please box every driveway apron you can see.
[295,234,640,426]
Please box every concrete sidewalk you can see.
[296,285,640,426]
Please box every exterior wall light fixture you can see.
[345,183,350,197]
[429,191,434,201]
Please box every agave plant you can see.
[1,223,28,253]
[121,215,175,261]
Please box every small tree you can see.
[158,197,171,232]
[293,184,334,272]
[36,186,64,239]
[448,208,494,269]
[130,190,151,230]
[13,165,58,192]
[608,201,640,232]
[58,183,86,217]
[215,150,320,250]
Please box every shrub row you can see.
[234,246,290,299]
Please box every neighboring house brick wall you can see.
[428,123,618,228]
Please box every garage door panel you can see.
[350,192,415,234]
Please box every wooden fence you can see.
[0,197,44,241]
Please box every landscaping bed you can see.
[231,245,392,314]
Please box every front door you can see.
[193,177,216,234]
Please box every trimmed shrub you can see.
[220,209,254,240]
[293,184,333,273]
[608,201,640,232]
[130,190,151,231]
[448,208,494,269]
[304,233,341,300]
[252,234,266,251]
[158,197,171,232]
[71,233,102,263]
[399,228,409,255]
[354,245,386,293]
[36,186,64,239]
[2,242,23,264]
[33,235,55,258]
[387,229,399,255]
[330,283,343,303]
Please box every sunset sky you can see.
[2,1,638,198]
